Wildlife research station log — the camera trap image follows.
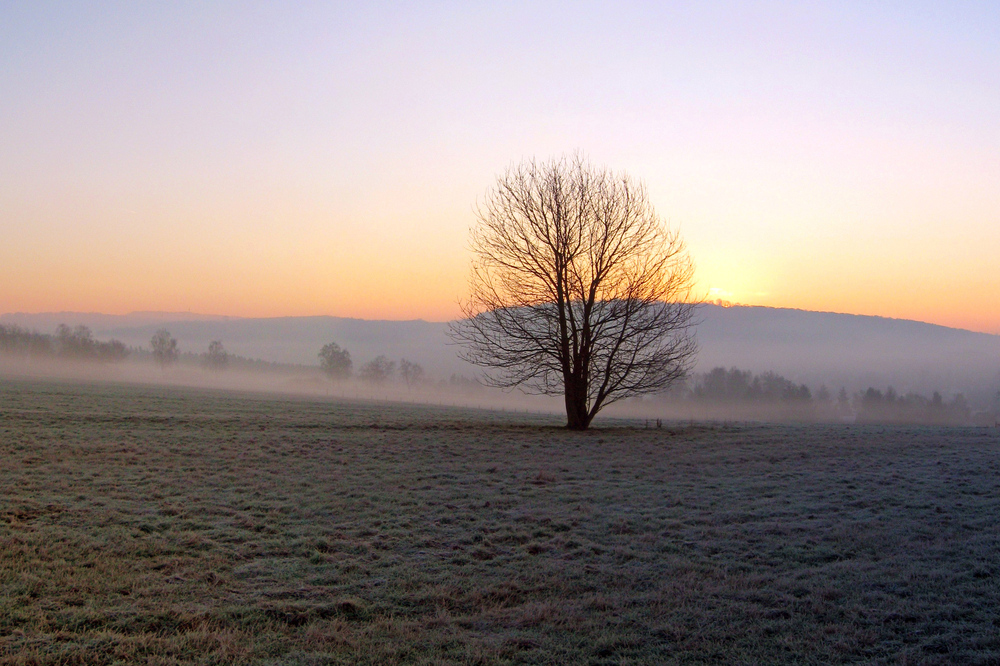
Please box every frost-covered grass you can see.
[2,377,1000,664]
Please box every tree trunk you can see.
[564,378,592,430]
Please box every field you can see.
[2,378,1000,665]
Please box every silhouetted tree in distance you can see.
[0,324,53,356]
[51,324,127,362]
[151,329,178,368]
[359,355,395,384]
[204,340,229,370]
[696,367,752,401]
[399,359,424,388]
[56,324,94,357]
[855,385,971,425]
[96,339,128,362]
[692,367,810,404]
[318,342,352,379]
[450,155,697,430]
[836,387,851,419]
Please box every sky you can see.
[1,1,998,332]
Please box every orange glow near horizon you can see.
[0,230,469,322]
[2,176,997,332]
[2,5,998,335]
[3,249,997,334]
[2,181,998,332]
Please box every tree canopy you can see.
[450,155,697,429]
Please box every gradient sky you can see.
[2,2,998,332]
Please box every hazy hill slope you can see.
[694,306,1000,397]
[0,311,231,331]
[4,306,999,399]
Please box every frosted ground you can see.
[2,377,999,664]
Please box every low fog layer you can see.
[3,304,999,418]
[0,353,565,418]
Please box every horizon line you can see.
[2,305,999,337]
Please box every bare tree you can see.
[359,355,395,384]
[0,324,53,357]
[96,339,128,363]
[204,340,229,370]
[399,358,425,388]
[151,328,178,368]
[52,324,127,362]
[449,155,697,429]
[319,342,352,380]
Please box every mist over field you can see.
[3,304,999,423]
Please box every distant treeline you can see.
[0,325,487,393]
[658,366,992,426]
[317,341,485,391]
[0,324,127,362]
[854,387,972,426]
[692,367,812,403]
[0,324,320,375]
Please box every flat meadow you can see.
[1,377,999,665]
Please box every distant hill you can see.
[4,305,999,405]
[0,311,233,332]
[694,306,1000,400]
